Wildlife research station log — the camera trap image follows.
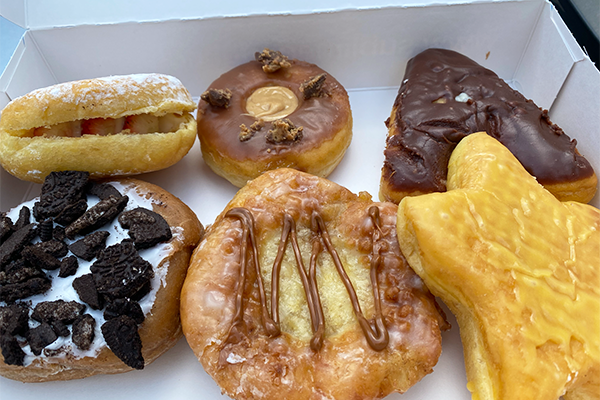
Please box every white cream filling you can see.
[3,181,178,366]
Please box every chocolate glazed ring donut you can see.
[196,50,353,187]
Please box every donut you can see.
[380,48,597,204]
[196,49,353,187]
[396,133,600,399]
[180,168,449,400]
[0,171,203,382]
[0,74,197,183]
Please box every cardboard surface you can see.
[0,1,598,399]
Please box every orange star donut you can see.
[396,132,599,400]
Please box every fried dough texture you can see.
[181,168,448,400]
[396,133,600,400]
[0,178,203,381]
[0,74,197,182]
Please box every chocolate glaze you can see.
[224,206,389,352]
[197,60,351,161]
[382,48,595,195]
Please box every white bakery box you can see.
[0,0,598,399]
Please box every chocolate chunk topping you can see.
[68,230,110,261]
[382,48,595,197]
[299,73,327,99]
[54,199,88,226]
[255,48,291,73]
[118,208,172,249]
[91,241,154,300]
[22,245,62,270]
[33,239,68,259]
[88,182,122,200]
[201,88,232,108]
[0,223,37,267]
[0,213,14,243]
[65,195,129,239]
[0,304,29,336]
[58,255,79,278]
[33,171,89,221]
[239,120,264,142]
[0,333,25,366]
[27,323,58,355]
[104,298,145,324]
[72,273,103,310]
[31,300,85,324]
[15,206,31,230]
[72,314,95,351]
[266,118,303,144]
[101,315,144,369]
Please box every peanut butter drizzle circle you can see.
[224,206,389,352]
[197,60,350,159]
[245,86,298,121]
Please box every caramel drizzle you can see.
[225,206,389,351]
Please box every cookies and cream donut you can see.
[380,48,597,204]
[181,168,449,400]
[196,49,353,187]
[0,171,203,382]
[0,74,197,183]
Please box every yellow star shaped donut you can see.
[396,132,599,400]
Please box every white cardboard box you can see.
[0,1,598,399]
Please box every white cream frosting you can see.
[3,181,179,366]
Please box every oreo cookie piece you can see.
[88,182,123,200]
[33,171,89,221]
[31,300,85,325]
[0,213,14,243]
[21,245,61,271]
[91,241,154,300]
[58,255,79,278]
[72,314,95,351]
[0,259,51,302]
[68,231,110,261]
[33,239,68,259]
[101,315,144,369]
[118,208,172,249]
[72,274,103,310]
[0,303,29,336]
[27,323,58,356]
[104,298,145,324]
[0,223,37,267]
[54,199,88,227]
[0,333,25,366]
[65,195,129,239]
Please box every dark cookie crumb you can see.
[65,195,129,239]
[0,213,14,243]
[38,219,54,242]
[50,320,70,337]
[255,48,291,73]
[300,73,327,99]
[73,273,103,310]
[27,322,58,355]
[104,298,145,324]
[266,118,303,144]
[33,239,68,259]
[68,230,110,261]
[201,88,233,108]
[33,171,89,221]
[15,206,31,230]
[118,208,172,249]
[101,315,144,369]
[88,182,122,200]
[53,225,66,242]
[0,223,37,267]
[72,314,95,350]
[0,333,25,366]
[91,241,154,300]
[54,199,88,226]
[0,303,29,336]
[58,255,79,278]
[31,300,85,324]
[22,245,62,271]
[0,259,51,302]
[239,120,264,142]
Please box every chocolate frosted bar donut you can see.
[380,48,597,204]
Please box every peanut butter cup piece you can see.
[255,48,291,73]
[201,88,232,108]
